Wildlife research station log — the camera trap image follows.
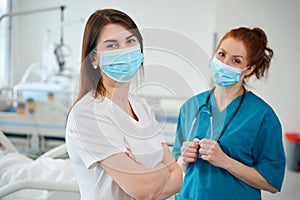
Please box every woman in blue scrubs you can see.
[172,27,286,200]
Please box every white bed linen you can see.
[0,152,76,200]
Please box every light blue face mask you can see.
[99,45,144,82]
[209,56,249,87]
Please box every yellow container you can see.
[17,103,26,115]
[48,92,54,103]
[27,98,35,113]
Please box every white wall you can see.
[11,0,214,97]
[10,0,300,132]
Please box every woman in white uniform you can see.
[65,9,182,200]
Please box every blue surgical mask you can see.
[209,56,249,87]
[99,45,144,82]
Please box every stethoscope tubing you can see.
[187,87,245,142]
[187,103,211,141]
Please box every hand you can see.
[198,139,229,168]
[181,138,200,164]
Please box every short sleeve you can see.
[66,107,126,169]
[253,111,286,191]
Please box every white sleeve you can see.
[66,107,126,169]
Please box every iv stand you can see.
[0,5,66,87]
[54,6,66,72]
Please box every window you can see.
[0,0,10,88]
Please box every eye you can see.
[126,38,138,45]
[217,51,225,58]
[233,58,241,64]
[105,43,119,49]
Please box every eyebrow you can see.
[102,34,136,44]
[126,34,136,40]
[103,39,117,43]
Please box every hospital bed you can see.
[0,130,80,200]
[0,63,77,155]
[0,95,68,156]
[0,91,180,156]
[0,93,180,200]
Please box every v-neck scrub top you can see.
[172,90,286,200]
[66,91,165,200]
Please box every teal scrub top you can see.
[172,91,286,200]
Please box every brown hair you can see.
[217,27,273,80]
[74,9,143,107]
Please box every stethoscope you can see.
[187,86,246,142]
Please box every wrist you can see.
[178,156,188,170]
[180,156,186,164]
[222,155,233,171]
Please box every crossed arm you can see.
[99,143,182,200]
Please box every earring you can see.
[93,65,98,69]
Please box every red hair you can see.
[217,27,273,80]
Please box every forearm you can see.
[132,164,170,199]
[223,156,278,193]
[100,154,170,199]
[155,161,183,200]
